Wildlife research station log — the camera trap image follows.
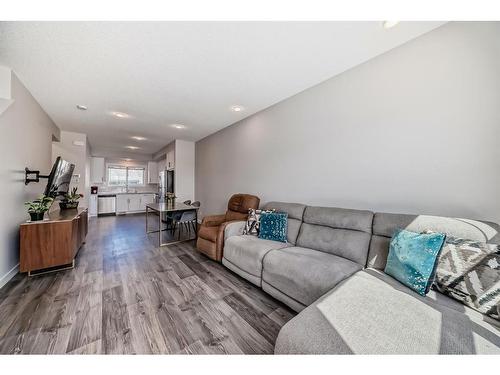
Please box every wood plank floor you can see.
[0,214,295,354]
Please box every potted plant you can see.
[25,195,54,221]
[59,187,84,210]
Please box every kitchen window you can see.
[108,165,145,186]
[127,167,145,186]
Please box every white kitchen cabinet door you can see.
[128,195,142,212]
[116,195,129,213]
[90,157,105,183]
[89,195,98,216]
[157,158,166,173]
[147,161,158,184]
[141,194,155,208]
[166,149,175,170]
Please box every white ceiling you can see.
[0,21,445,158]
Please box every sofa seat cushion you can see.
[198,225,219,242]
[262,247,362,307]
[275,269,500,354]
[223,235,290,279]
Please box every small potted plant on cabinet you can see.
[59,187,83,210]
[25,195,54,222]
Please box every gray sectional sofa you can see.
[221,202,500,354]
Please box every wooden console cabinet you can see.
[20,208,88,275]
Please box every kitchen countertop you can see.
[97,192,157,196]
[22,207,88,225]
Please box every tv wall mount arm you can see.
[25,168,50,185]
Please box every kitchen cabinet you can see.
[141,193,155,206]
[116,194,156,213]
[90,157,105,183]
[128,195,142,212]
[116,195,129,213]
[89,194,98,217]
[157,158,166,173]
[20,208,88,274]
[147,161,158,184]
[166,149,175,170]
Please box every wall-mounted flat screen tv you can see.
[44,156,75,198]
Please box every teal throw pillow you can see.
[258,212,288,243]
[385,229,446,296]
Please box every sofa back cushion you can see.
[368,212,500,270]
[264,202,306,245]
[296,206,374,265]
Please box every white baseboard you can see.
[0,263,19,290]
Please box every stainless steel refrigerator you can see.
[158,170,166,200]
[158,169,174,200]
[158,169,174,223]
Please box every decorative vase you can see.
[59,201,79,210]
[29,212,45,221]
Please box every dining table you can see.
[145,201,199,246]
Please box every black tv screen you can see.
[44,156,75,198]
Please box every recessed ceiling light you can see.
[110,111,131,119]
[76,104,87,110]
[124,158,132,161]
[230,105,244,112]
[131,136,147,141]
[171,124,186,129]
[383,21,400,29]
[126,146,140,150]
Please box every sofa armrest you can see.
[224,220,247,241]
[216,220,247,261]
[201,214,226,227]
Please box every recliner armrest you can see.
[201,214,226,227]
[224,220,247,241]
[216,220,246,261]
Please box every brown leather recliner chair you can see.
[196,193,260,261]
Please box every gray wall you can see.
[0,71,59,287]
[52,130,90,208]
[195,22,500,224]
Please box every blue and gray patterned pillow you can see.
[434,237,500,321]
[258,212,288,243]
[243,208,275,236]
[385,229,446,296]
